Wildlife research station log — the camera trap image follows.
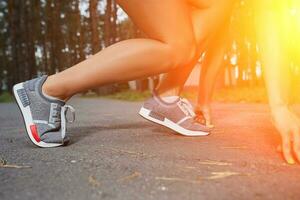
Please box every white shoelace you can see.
[60,105,75,139]
[176,98,197,125]
[182,98,196,116]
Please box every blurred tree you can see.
[89,0,100,54]
[0,0,8,93]
[104,0,117,46]
[24,0,38,79]
[7,0,22,89]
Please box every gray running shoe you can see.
[139,93,211,136]
[13,75,75,148]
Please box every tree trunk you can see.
[53,1,64,71]
[89,0,101,54]
[7,0,21,90]
[74,0,85,63]
[104,0,112,46]
[24,0,37,79]
[111,0,118,43]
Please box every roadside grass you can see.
[176,87,269,103]
[0,92,13,103]
[212,87,268,103]
[83,90,152,102]
[103,90,152,101]
[3,86,297,103]
[83,87,273,103]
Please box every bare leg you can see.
[254,0,300,164]
[195,24,230,126]
[42,0,197,101]
[156,0,235,96]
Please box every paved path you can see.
[1,98,300,200]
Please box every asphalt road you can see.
[1,98,300,200]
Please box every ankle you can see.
[195,103,211,112]
[42,76,70,102]
[155,87,180,98]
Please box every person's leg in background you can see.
[138,0,235,136]
[138,1,235,136]
[155,0,235,100]
[194,21,231,127]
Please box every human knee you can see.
[167,39,198,70]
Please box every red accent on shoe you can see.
[30,125,41,142]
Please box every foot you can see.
[139,93,211,136]
[194,106,214,128]
[13,75,75,147]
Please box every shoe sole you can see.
[13,83,63,148]
[139,107,210,136]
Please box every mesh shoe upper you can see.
[22,75,73,143]
[143,94,211,133]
